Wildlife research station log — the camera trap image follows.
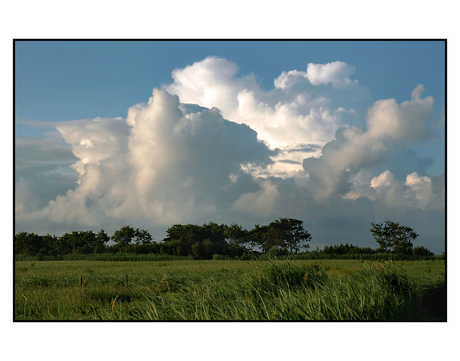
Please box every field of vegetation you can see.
[14,258,446,321]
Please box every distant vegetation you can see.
[14,218,440,261]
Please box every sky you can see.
[14,40,446,253]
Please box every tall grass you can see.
[15,259,446,321]
[98,260,443,321]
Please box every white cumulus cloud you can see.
[15,57,444,252]
[305,61,357,88]
[302,83,436,201]
[16,88,275,233]
[163,57,372,177]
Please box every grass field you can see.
[14,259,446,321]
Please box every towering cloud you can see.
[15,57,445,252]
[16,88,275,232]
[164,57,372,177]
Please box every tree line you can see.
[14,218,436,260]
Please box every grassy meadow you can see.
[14,259,446,321]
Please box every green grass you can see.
[14,259,446,321]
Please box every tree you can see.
[15,232,36,255]
[201,222,226,244]
[111,226,153,247]
[202,239,214,259]
[94,229,110,253]
[111,226,137,246]
[134,228,153,245]
[165,239,188,256]
[191,242,202,259]
[370,220,418,255]
[58,231,97,254]
[162,222,229,258]
[267,218,312,253]
[224,223,247,244]
[224,223,249,255]
[247,224,269,253]
[14,232,54,256]
[164,224,203,245]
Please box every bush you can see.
[413,246,435,257]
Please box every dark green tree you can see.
[267,218,312,253]
[15,232,57,257]
[41,234,58,256]
[94,229,110,253]
[201,222,226,244]
[413,246,434,257]
[111,226,153,247]
[202,239,214,259]
[224,223,247,244]
[224,223,248,256]
[14,232,36,255]
[166,239,188,256]
[52,233,70,255]
[134,228,153,244]
[247,224,269,253]
[58,231,97,254]
[111,226,137,246]
[370,220,418,255]
[164,224,203,245]
[191,242,202,259]
[162,222,228,258]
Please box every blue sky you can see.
[15,40,445,119]
[14,40,446,252]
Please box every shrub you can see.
[413,246,435,257]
